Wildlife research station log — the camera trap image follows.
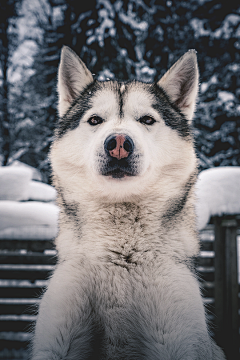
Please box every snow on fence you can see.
[0,217,239,360]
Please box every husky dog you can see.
[31,47,226,360]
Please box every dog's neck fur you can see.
[54,175,199,268]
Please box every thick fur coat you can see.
[31,47,226,360]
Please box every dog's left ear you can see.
[157,50,199,121]
[58,46,94,117]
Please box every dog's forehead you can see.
[123,85,154,111]
[91,81,154,116]
[91,87,119,114]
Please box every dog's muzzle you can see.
[101,134,136,178]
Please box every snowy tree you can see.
[190,1,240,168]
[0,0,22,165]
[9,0,98,181]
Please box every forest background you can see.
[0,0,239,183]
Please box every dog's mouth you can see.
[103,168,134,179]
[101,158,137,179]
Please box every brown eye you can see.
[88,116,103,126]
[139,116,156,125]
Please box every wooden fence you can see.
[213,215,240,360]
[0,216,239,359]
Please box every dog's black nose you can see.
[104,134,134,159]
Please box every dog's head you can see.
[50,47,198,202]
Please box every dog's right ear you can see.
[157,50,199,121]
[58,46,94,117]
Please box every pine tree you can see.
[191,0,240,168]
[12,0,97,180]
[0,0,22,165]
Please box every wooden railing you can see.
[0,239,56,359]
[213,215,240,360]
[0,216,239,359]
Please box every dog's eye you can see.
[139,116,156,125]
[88,116,103,126]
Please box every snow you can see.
[0,314,36,321]
[9,40,37,83]
[0,200,58,228]
[28,181,57,202]
[98,68,115,81]
[0,167,32,201]
[9,0,42,85]
[0,279,48,287]
[218,91,235,102]
[228,63,240,72]
[195,167,240,230]
[200,75,218,94]
[0,163,58,239]
[118,9,148,32]
[89,1,116,48]
[15,118,35,131]
[0,332,31,341]
[235,25,240,38]
[217,14,240,40]
[190,18,210,38]
[0,264,54,271]
[0,163,55,202]
[0,201,59,240]
[190,14,240,40]
[10,160,42,181]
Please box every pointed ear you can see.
[58,46,94,117]
[157,50,199,121]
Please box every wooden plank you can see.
[0,285,44,298]
[199,241,214,251]
[201,224,215,231]
[0,239,54,251]
[201,286,214,298]
[0,269,51,281]
[0,339,29,350]
[0,265,53,281]
[0,252,57,265]
[196,267,214,282]
[0,303,38,315]
[197,257,214,267]
[0,319,33,332]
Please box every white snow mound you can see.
[195,167,240,230]
[10,160,42,181]
[0,201,59,240]
[28,181,57,202]
[0,167,32,201]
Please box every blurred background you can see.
[0,0,239,183]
